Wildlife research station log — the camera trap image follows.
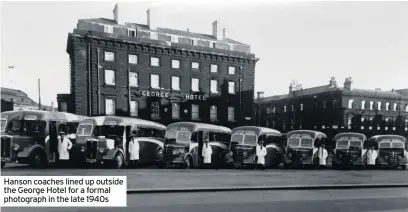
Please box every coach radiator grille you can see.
[1,137,11,158]
[164,145,174,161]
[86,140,98,159]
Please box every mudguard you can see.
[183,153,193,161]
[102,148,124,160]
[17,144,47,159]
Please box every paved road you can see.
[2,165,408,190]
[2,188,408,212]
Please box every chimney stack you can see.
[113,3,119,24]
[187,28,189,32]
[147,9,151,29]
[344,77,352,90]
[289,83,293,95]
[212,20,222,40]
[257,91,264,99]
[223,28,226,38]
[329,77,337,88]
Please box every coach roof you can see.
[334,132,367,141]
[232,126,281,135]
[287,130,327,139]
[83,116,165,129]
[368,135,407,143]
[167,122,231,133]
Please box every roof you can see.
[167,122,231,133]
[1,110,86,122]
[83,116,166,129]
[334,132,367,141]
[80,18,118,25]
[1,87,54,110]
[232,126,281,135]
[368,135,407,142]
[287,130,327,139]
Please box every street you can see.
[2,188,408,212]
[1,164,408,190]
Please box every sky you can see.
[1,1,408,106]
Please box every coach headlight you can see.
[81,146,85,152]
[12,144,19,151]
[243,151,248,157]
[288,153,292,158]
[229,151,233,156]
[98,148,105,154]
[157,148,163,156]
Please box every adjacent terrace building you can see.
[57,4,258,128]
[255,77,408,142]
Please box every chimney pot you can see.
[113,3,119,24]
[257,91,264,99]
[212,20,222,40]
[187,28,189,32]
[223,28,226,38]
[147,9,151,29]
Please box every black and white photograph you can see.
[1,0,408,211]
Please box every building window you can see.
[150,74,160,89]
[191,62,200,70]
[284,105,287,112]
[104,69,115,85]
[386,102,390,111]
[210,105,217,122]
[172,103,180,119]
[151,102,160,120]
[378,102,382,110]
[347,117,352,129]
[228,66,236,75]
[348,99,354,109]
[393,103,397,111]
[128,29,136,37]
[129,72,138,87]
[300,103,303,111]
[370,101,374,110]
[104,51,115,62]
[323,101,327,109]
[104,26,113,33]
[129,54,138,64]
[272,107,276,113]
[191,78,200,92]
[150,32,158,40]
[228,107,235,122]
[406,105,408,112]
[171,76,180,90]
[191,104,199,120]
[60,102,67,112]
[228,81,235,94]
[333,100,337,108]
[172,60,180,69]
[361,101,366,110]
[105,98,115,115]
[211,64,218,73]
[291,105,294,111]
[210,80,218,93]
[130,101,138,117]
[151,57,160,67]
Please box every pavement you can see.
[1,164,408,190]
[2,188,408,212]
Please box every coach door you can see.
[48,121,58,162]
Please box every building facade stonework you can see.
[57,8,258,129]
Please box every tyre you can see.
[30,150,47,168]
[156,162,165,168]
[112,153,124,169]
[184,156,193,169]
[283,163,291,169]
[401,165,406,170]
[1,162,5,168]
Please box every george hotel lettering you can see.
[141,91,206,100]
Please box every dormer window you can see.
[128,29,136,37]
[104,26,113,34]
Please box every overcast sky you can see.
[2,1,408,106]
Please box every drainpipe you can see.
[97,47,101,115]
[127,67,131,116]
[86,33,92,116]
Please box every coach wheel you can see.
[401,165,406,170]
[1,162,5,168]
[283,163,291,169]
[113,153,124,169]
[30,150,46,169]
[184,156,193,169]
[156,162,165,169]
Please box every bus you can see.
[159,122,231,169]
[365,135,407,170]
[283,130,328,169]
[1,110,87,168]
[224,126,283,169]
[332,132,367,169]
[74,116,166,168]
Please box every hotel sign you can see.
[141,90,207,100]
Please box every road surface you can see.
[2,188,408,212]
[1,165,408,190]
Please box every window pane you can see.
[228,81,235,94]
[130,101,138,117]
[228,66,236,75]
[60,102,67,112]
[172,103,180,119]
[172,76,180,90]
[151,57,160,67]
[104,26,113,33]
[210,105,217,122]
[151,74,160,89]
[192,62,199,70]
[192,104,199,120]
[105,70,115,85]
[105,52,115,61]
[129,72,138,87]
[228,107,235,121]
[211,64,218,73]
[211,80,218,93]
[105,99,115,115]
[172,60,180,69]
[192,78,199,91]
[151,102,160,119]
[129,54,138,64]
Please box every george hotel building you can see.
[57,4,259,128]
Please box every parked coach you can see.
[366,135,407,170]
[332,132,367,169]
